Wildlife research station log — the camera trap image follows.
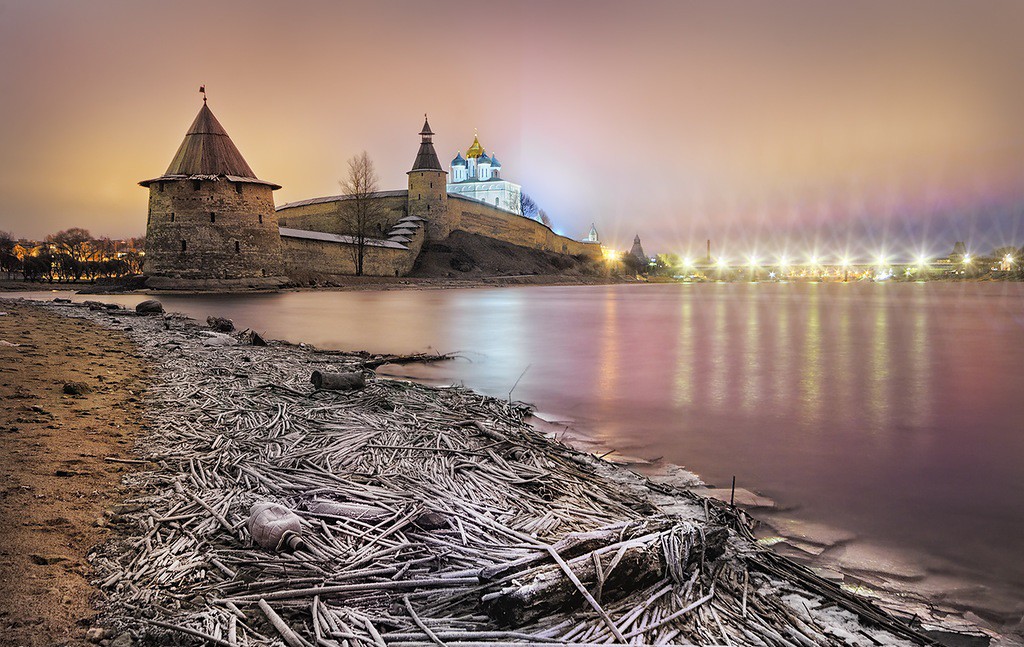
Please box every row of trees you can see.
[0,228,144,282]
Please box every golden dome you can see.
[465,134,486,158]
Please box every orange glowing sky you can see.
[1,0,1023,255]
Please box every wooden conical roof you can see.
[140,102,280,188]
[166,103,255,176]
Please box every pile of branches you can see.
[46,301,932,646]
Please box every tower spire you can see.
[411,115,442,171]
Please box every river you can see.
[9,282,1024,633]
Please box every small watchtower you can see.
[407,116,450,239]
[139,98,286,289]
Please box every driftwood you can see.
[482,523,729,627]
[310,370,365,390]
[360,351,459,369]
[303,499,392,523]
[37,299,943,647]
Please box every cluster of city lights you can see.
[663,252,1009,268]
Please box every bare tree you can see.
[520,192,539,220]
[339,152,384,276]
[46,228,95,280]
[537,209,552,228]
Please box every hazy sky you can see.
[2,0,1023,257]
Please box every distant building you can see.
[586,223,600,243]
[629,234,647,261]
[949,241,968,263]
[447,133,522,215]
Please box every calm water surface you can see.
[15,283,1024,625]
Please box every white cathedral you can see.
[447,133,522,215]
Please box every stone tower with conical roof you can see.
[140,100,286,289]
[630,234,647,261]
[407,116,450,239]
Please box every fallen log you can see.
[481,523,728,627]
[311,370,365,390]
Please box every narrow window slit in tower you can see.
[258,214,263,224]
[235,183,243,195]
[235,241,240,253]
[181,240,187,252]
[210,212,216,223]
[193,180,201,191]
[170,213,175,222]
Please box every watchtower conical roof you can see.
[165,103,255,176]
[140,102,280,188]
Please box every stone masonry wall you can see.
[447,196,601,258]
[276,195,408,238]
[144,179,285,281]
[408,171,450,239]
[273,189,597,279]
[281,226,423,278]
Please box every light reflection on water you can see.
[10,282,1024,623]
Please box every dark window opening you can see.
[418,194,421,199]
[258,214,263,224]
[181,240,187,252]
[427,204,430,212]
[170,212,175,222]
[158,182,165,192]
[192,180,201,191]
[234,241,240,253]
[429,182,433,188]
[210,212,216,223]
[235,183,243,194]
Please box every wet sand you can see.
[0,301,147,645]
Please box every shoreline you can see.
[0,274,632,296]
[1,269,1019,298]
[0,297,1010,646]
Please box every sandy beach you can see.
[0,301,148,645]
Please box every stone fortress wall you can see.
[276,191,599,277]
[141,104,600,287]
